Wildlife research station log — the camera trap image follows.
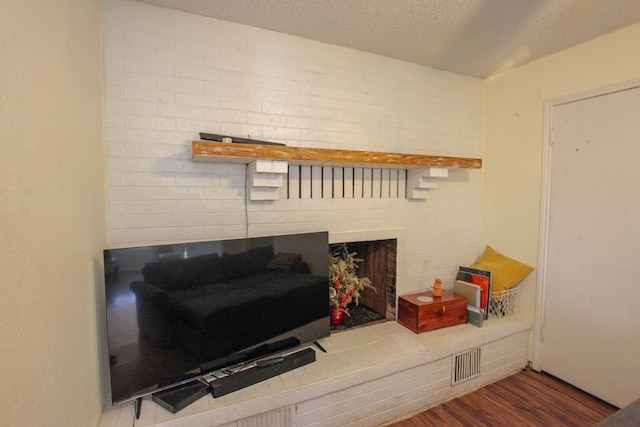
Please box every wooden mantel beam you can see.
[192,141,482,169]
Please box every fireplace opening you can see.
[330,239,397,331]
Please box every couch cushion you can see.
[267,252,302,270]
[142,252,225,290]
[171,285,272,330]
[222,246,274,279]
[169,271,326,331]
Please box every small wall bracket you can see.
[247,159,288,200]
[406,167,449,200]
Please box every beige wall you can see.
[484,23,640,319]
[0,1,105,426]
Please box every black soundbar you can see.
[200,337,300,373]
[209,348,316,398]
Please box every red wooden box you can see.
[397,290,467,333]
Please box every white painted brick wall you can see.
[103,0,484,293]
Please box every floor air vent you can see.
[451,347,481,385]
[238,406,295,427]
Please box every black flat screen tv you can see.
[103,231,330,406]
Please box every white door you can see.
[540,86,640,408]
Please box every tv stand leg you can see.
[134,397,142,419]
[312,340,327,353]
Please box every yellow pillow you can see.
[471,246,533,292]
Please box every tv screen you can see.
[103,231,330,405]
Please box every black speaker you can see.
[209,347,316,398]
[152,380,210,413]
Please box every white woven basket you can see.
[489,287,520,318]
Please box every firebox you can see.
[329,239,397,330]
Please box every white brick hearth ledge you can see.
[98,317,531,427]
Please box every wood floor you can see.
[387,369,618,427]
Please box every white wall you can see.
[484,23,640,320]
[0,1,105,426]
[103,0,485,294]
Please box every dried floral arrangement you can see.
[329,243,374,315]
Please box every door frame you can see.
[532,78,640,371]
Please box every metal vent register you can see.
[238,405,295,427]
[451,347,482,385]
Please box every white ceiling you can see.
[137,0,640,78]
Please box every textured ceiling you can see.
[136,0,640,78]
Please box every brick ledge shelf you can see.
[192,141,483,201]
[98,317,531,427]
